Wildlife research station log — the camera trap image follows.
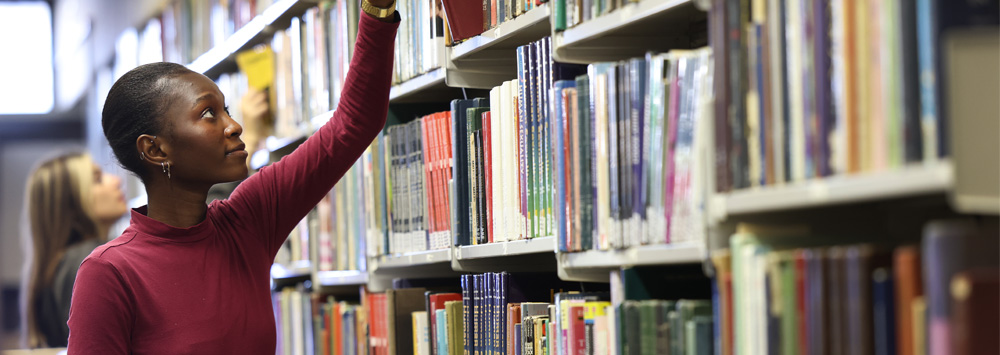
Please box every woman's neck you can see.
[145,183,209,229]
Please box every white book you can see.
[785,0,806,182]
[413,311,431,355]
[490,86,505,243]
[594,72,611,251]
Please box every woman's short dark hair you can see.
[102,62,192,179]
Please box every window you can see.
[0,2,54,114]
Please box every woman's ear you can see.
[136,134,168,165]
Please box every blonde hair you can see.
[21,152,99,348]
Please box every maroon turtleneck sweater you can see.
[67,13,397,354]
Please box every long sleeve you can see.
[66,258,134,355]
[222,13,399,257]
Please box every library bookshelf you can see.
[103,0,998,353]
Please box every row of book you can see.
[271,0,360,138]
[382,120,453,254]
[273,271,716,355]
[161,0,276,65]
[552,0,637,31]
[392,0,447,84]
[712,219,999,355]
[273,287,366,355]
[441,0,546,44]
[272,157,370,273]
[550,48,713,251]
[710,0,999,191]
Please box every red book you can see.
[795,250,808,355]
[483,111,494,244]
[429,293,462,354]
[894,246,922,355]
[567,305,586,355]
[332,301,342,355]
[433,113,446,234]
[440,0,484,43]
[507,303,521,355]
[430,113,443,235]
[438,112,452,232]
[421,117,437,234]
[427,113,447,232]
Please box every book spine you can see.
[517,46,529,240]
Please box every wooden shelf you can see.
[445,5,552,89]
[711,160,955,221]
[551,0,705,64]
[556,242,704,282]
[187,0,318,78]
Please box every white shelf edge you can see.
[187,0,303,74]
[555,0,690,49]
[450,4,551,61]
[558,241,703,269]
[270,259,312,279]
[316,270,368,287]
[376,248,451,268]
[389,67,446,102]
[720,160,954,217]
[454,236,556,260]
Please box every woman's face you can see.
[89,164,128,224]
[159,72,248,185]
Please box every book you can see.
[414,311,431,355]
[894,245,923,355]
[950,267,1000,355]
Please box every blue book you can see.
[514,323,522,355]
[462,274,473,355]
[517,45,530,240]
[451,99,477,246]
[527,41,539,239]
[436,309,448,355]
[630,57,647,229]
[872,268,897,355]
[552,80,576,252]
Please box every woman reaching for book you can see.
[67,2,399,353]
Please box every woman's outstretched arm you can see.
[223,11,398,257]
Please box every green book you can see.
[446,300,464,355]
[638,300,661,355]
[673,300,712,354]
[553,0,567,31]
[574,74,592,250]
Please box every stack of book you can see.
[712,220,999,355]
[551,48,713,251]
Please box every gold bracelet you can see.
[361,0,395,19]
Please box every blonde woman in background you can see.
[20,152,128,348]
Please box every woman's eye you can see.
[202,108,215,118]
